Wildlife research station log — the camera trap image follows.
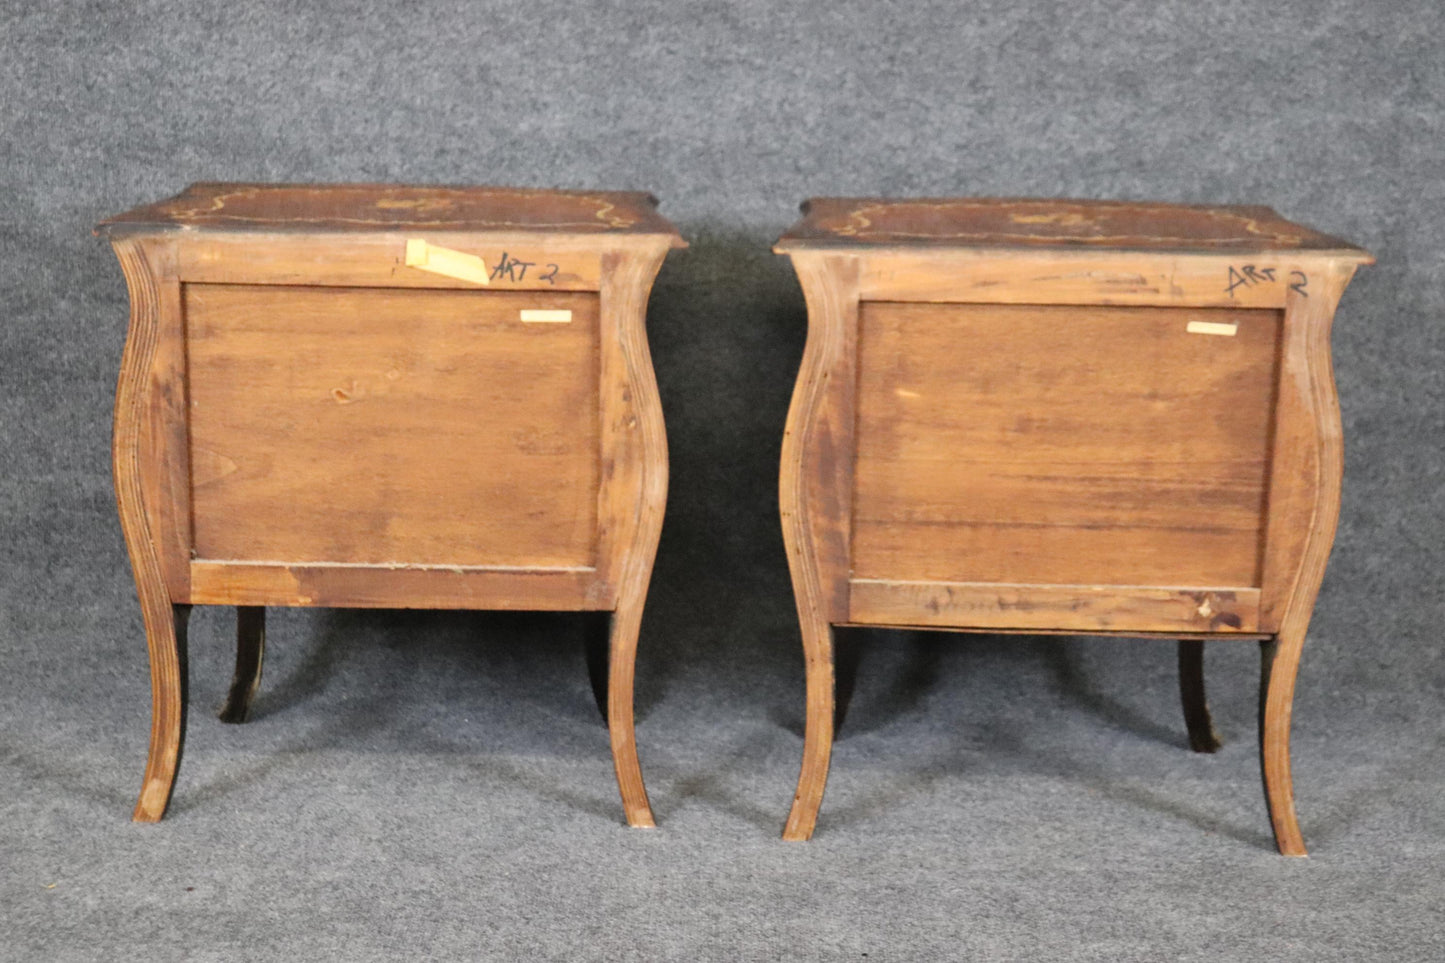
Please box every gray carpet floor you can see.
[2,1,1443,959]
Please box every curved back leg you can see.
[582,611,611,724]
[1178,639,1222,753]
[218,606,265,724]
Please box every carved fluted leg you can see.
[134,604,191,822]
[1178,639,1221,753]
[1259,635,1308,856]
[218,606,265,724]
[783,620,835,841]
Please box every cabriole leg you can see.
[1178,639,1222,753]
[134,604,191,822]
[1259,634,1309,856]
[218,606,265,724]
[582,611,611,724]
[783,619,835,841]
[607,604,654,828]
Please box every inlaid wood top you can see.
[776,197,1370,259]
[97,182,684,243]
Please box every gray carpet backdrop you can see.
[2,1,1443,960]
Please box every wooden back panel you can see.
[186,284,600,568]
[851,301,1281,589]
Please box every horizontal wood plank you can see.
[857,252,1323,307]
[189,561,609,609]
[848,580,1261,634]
[176,234,603,290]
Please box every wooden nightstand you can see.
[774,197,1371,853]
[97,183,684,825]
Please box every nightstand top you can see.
[775,196,1371,260]
[97,182,685,244]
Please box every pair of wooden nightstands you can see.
[99,185,1369,856]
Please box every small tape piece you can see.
[520,309,572,323]
[404,239,490,285]
[1186,320,1238,337]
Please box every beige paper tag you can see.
[404,239,491,285]
[1186,320,1238,336]
[519,309,573,323]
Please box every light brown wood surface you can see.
[778,253,859,841]
[776,196,1371,853]
[100,183,683,826]
[847,581,1261,634]
[186,283,600,569]
[852,301,1279,597]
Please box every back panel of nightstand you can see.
[185,284,601,570]
[849,300,1281,632]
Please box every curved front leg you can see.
[1260,635,1307,855]
[134,604,191,821]
[1177,639,1221,753]
[778,252,858,841]
[608,605,653,828]
[596,245,673,829]
[783,621,835,841]
[218,606,265,724]
[111,236,192,822]
[1252,260,1358,856]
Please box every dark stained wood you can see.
[1178,639,1222,753]
[101,183,682,824]
[583,612,612,724]
[218,607,265,724]
[776,196,1370,852]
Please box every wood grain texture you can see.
[1255,261,1355,856]
[858,251,1318,308]
[218,606,265,724]
[595,244,673,829]
[776,196,1369,852]
[852,302,1280,593]
[777,197,1371,256]
[779,253,859,841]
[111,236,191,821]
[103,185,682,824]
[187,561,605,610]
[176,234,605,290]
[186,284,600,572]
[848,581,1261,634]
[98,183,686,239]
